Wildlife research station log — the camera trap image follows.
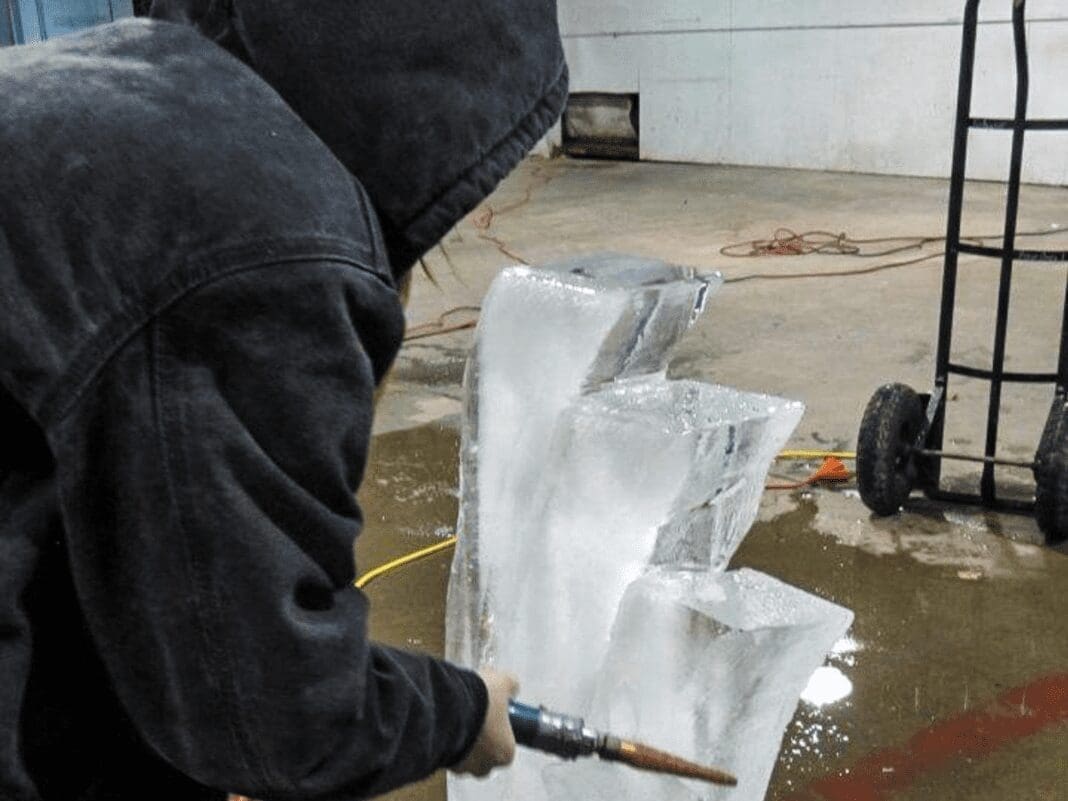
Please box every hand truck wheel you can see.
[1034,400,1068,544]
[857,384,926,516]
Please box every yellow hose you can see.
[354,536,458,589]
[777,449,856,460]
[353,450,856,588]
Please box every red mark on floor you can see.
[789,672,1068,801]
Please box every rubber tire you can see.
[1034,400,1068,545]
[857,383,925,516]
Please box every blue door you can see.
[1,0,133,46]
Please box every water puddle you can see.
[735,498,1068,799]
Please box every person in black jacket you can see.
[0,1,567,799]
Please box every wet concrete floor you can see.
[356,421,1068,801]
[359,158,1068,800]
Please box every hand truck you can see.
[856,0,1068,544]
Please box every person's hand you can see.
[452,669,519,778]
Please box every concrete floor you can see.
[357,157,1068,801]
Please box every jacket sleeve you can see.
[48,260,488,800]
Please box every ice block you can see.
[559,568,855,801]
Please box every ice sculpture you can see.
[446,255,716,671]
[543,569,854,801]
[445,254,852,801]
[495,378,805,716]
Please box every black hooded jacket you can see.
[0,3,566,799]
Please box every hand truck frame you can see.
[856,0,1068,544]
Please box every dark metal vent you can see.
[562,93,639,160]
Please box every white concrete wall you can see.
[554,1,1068,184]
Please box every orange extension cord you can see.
[765,456,852,490]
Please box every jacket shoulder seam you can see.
[37,236,392,428]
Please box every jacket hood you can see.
[148,0,568,277]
